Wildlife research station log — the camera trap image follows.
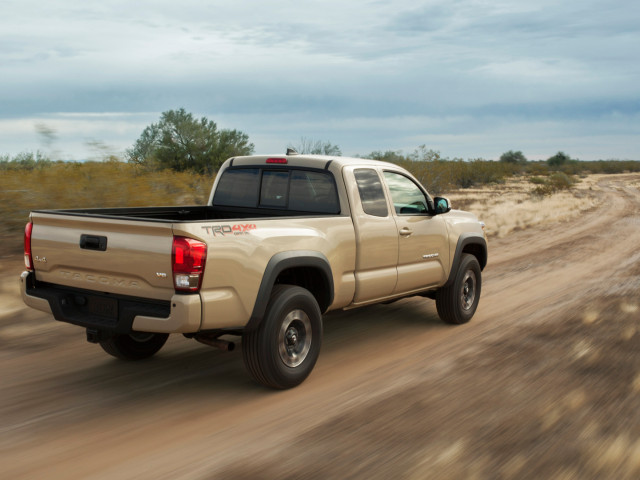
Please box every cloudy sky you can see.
[2,0,639,161]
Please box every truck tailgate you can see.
[29,212,176,301]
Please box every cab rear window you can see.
[213,168,340,214]
[212,168,260,207]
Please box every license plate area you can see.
[85,295,118,320]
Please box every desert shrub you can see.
[532,172,576,196]
[366,150,406,163]
[529,176,547,185]
[0,151,53,170]
[525,162,550,176]
[400,159,514,194]
[549,172,575,189]
[585,160,640,174]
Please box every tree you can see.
[127,108,254,173]
[499,150,527,163]
[409,145,441,162]
[547,151,571,168]
[289,137,341,156]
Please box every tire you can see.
[242,285,322,389]
[99,332,169,360]
[436,253,482,325]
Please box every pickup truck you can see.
[21,153,487,389]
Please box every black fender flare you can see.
[444,234,487,287]
[245,251,334,332]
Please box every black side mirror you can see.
[434,197,451,214]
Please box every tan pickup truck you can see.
[21,153,487,389]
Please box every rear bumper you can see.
[20,271,202,334]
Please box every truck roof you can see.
[226,154,399,171]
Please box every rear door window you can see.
[354,168,388,217]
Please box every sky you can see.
[1,0,639,161]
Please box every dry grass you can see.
[0,161,214,252]
[448,176,601,238]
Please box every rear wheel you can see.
[99,332,169,360]
[242,285,322,389]
[436,254,482,324]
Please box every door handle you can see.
[399,227,413,237]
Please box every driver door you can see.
[382,171,450,293]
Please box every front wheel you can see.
[436,254,482,325]
[242,285,322,389]
[99,332,169,360]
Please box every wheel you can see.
[436,253,482,325]
[99,332,169,360]
[242,285,322,389]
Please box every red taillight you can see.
[172,236,207,292]
[266,158,287,164]
[24,222,34,271]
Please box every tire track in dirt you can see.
[1,174,639,479]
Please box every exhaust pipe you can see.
[194,333,235,352]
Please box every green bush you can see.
[547,151,571,168]
[500,150,527,164]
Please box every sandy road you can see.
[1,174,639,479]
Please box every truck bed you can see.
[37,205,338,223]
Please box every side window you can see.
[212,168,260,207]
[383,171,429,215]
[354,168,388,217]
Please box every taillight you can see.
[172,236,207,292]
[24,222,34,271]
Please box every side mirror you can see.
[434,197,451,214]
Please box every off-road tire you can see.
[99,332,169,360]
[242,285,322,389]
[436,253,482,325]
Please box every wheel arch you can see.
[444,234,487,288]
[245,251,334,332]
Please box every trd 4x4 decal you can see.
[202,224,257,237]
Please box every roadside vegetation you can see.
[2,108,640,252]
[0,160,214,252]
[365,146,640,195]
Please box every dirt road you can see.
[1,175,639,479]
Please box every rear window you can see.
[290,170,339,213]
[212,168,260,207]
[261,171,289,207]
[213,168,340,214]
